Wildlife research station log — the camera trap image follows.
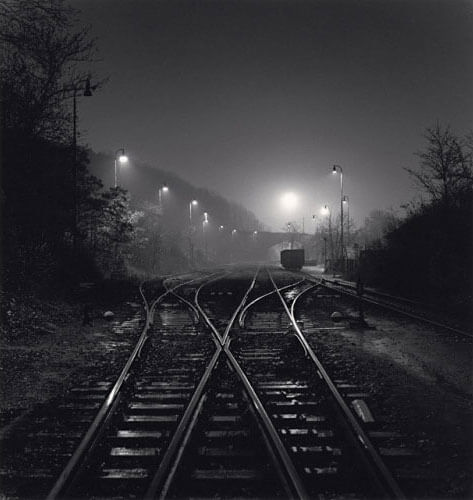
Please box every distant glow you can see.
[253,230,258,234]
[232,229,237,234]
[281,192,298,211]
[162,184,169,192]
[321,205,330,215]
[118,154,128,164]
[204,212,208,222]
[191,200,198,206]
[219,225,224,230]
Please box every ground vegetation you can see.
[0,0,262,295]
[358,125,473,320]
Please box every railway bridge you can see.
[208,230,317,262]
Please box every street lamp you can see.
[343,195,349,248]
[188,200,198,267]
[69,76,95,253]
[202,212,209,260]
[114,148,128,188]
[230,229,237,263]
[321,205,334,275]
[332,164,345,266]
[158,183,169,215]
[189,199,198,224]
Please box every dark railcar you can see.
[280,249,305,270]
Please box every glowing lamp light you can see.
[162,184,169,192]
[191,200,198,206]
[321,205,330,215]
[281,192,298,211]
[118,154,128,164]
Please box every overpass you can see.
[199,230,319,263]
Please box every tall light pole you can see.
[202,212,209,260]
[231,229,237,262]
[189,200,198,267]
[70,77,95,253]
[321,205,334,275]
[343,195,349,248]
[158,183,169,215]
[189,200,198,224]
[332,165,344,267]
[114,148,128,188]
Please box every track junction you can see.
[1,265,471,499]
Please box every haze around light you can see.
[74,0,473,231]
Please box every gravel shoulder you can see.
[0,290,144,430]
[301,292,473,499]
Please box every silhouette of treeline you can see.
[359,124,473,319]
[0,0,263,290]
[87,151,264,273]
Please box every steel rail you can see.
[316,277,472,338]
[46,274,206,500]
[145,348,222,499]
[154,268,307,499]
[221,266,261,343]
[290,282,320,319]
[238,278,306,328]
[223,338,309,500]
[157,391,208,500]
[196,269,309,499]
[160,272,224,325]
[145,271,241,498]
[194,272,233,343]
[329,278,427,306]
[268,269,406,499]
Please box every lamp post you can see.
[231,229,237,262]
[189,200,198,266]
[189,200,198,224]
[114,149,128,188]
[158,183,169,215]
[343,195,349,248]
[202,212,209,260]
[321,205,334,275]
[70,77,95,253]
[286,222,296,250]
[332,164,344,270]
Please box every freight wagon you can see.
[280,249,305,271]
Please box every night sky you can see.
[74,0,473,230]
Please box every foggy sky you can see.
[75,0,473,230]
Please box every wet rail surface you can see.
[0,267,409,499]
[310,274,472,338]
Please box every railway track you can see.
[311,274,472,338]
[1,267,409,499]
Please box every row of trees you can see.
[292,123,471,317]
[1,1,138,288]
[359,125,472,315]
[1,1,263,289]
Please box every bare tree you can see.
[0,0,100,141]
[405,123,473,207]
